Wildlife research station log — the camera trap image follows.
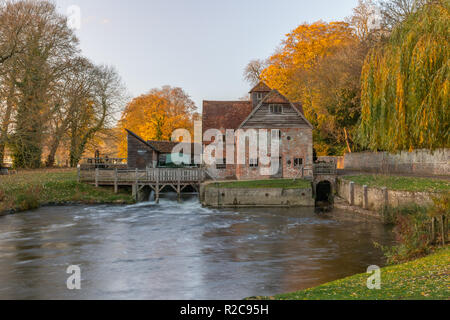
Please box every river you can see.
[0,197,394,300]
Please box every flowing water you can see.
[0,196,394,300]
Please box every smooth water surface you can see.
[0,197,393,299]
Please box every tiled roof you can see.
[249,81,272,93]
[293,102,304,115]
[264,90,291,104]
[147,141,201,154]
[126,129,157,151]
[202,101,253,134]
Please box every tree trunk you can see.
[344,128,352,154]
[0,144,4,167]
[46,123,66,167]
[46,139,60,167]
[0,78,16,167]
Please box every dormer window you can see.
[270,104,283,114]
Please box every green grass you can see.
[0,169,134,213]
[207,179,311,189]
[249,246,450,300]
[343,175,450,193]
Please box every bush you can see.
[14,186,41,211]
[378,193,449,264]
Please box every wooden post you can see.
[363,185,368,210]
[114,169,118,194]
[132,184,137,200]
[442,215,446,246]
[155,169,160,204]
[77,165,80,183]
[95,168,99,187]
[177,169,181,203]
[382,187,388,209]
[349,182,355,206]
[431,217,437,244]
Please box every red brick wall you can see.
[236,128,313,180]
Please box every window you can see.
[216,159,226,170]
[159,154,167,166]
[269,104,283,114]
[256,92,263,101]
[294,158,303,167]
[249,158,259,168]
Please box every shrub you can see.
[378,193,450,264]
[14,186,41,211]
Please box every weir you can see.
[78,167,205,203]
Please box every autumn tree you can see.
[0,1,125,168]
[68,65,125,167]
[258,22,363,155]
[45,57,94,167]
[359,0,449,151]
[118,86,196,156]
[0,0,31,66]
[7,1,78,168]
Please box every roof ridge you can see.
[203,100,250,103]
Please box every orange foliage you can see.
[261,21,355,102]
[118,86,196,157]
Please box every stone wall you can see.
[336,178,439,212]
[201,185,314,208]
[317,156,345,170]
[343,149,449,176]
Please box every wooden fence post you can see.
[431,217,437,244]
[382,187,388,209]
[95,168,99,188]
[177,170,181,202]
[77,165,80,183]
[114,169,118,194]
[442,215,447,246]
[155,169,160,204]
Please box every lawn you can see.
[343,175,450,193]
[250,246,450,300]
[0,169,134,213]
[208,179,311,189]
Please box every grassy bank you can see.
[250,246,449,300]
[0,169,134,213]
[207,179,311,189]
[343,175,450,193]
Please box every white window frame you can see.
[269,104,283,114]
[294,158,304,168]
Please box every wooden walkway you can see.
[78,167,205,202]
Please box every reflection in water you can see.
[0,197,394,300]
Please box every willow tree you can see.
[359,0,449,152]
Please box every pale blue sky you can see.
[54,0,358,109]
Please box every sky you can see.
[54,0,359,110]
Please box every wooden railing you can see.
[313,163,337,175]
[79,167,205,186]
[80,158,128,170]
